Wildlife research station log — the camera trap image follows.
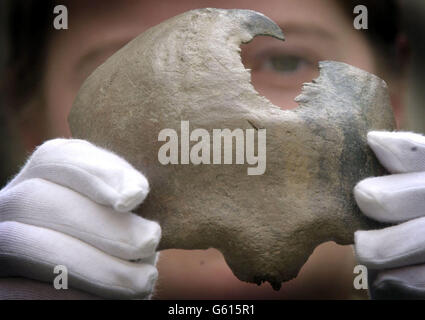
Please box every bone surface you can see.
[69,8,395,289]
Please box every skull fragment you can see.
[69,8,395,289]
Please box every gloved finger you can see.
[0,221,158,299]
[369,264,425,300]
[367,131,425,174]
[355,216,425,269]
[354,171,425,223]
[0,178,161,260]
[0,278,100,300]
[3,139,149,212]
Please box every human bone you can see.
[69,8,395,289]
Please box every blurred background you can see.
[0,0,424,299]
[402,0,425,133]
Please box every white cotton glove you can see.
[0,139,161,299]
[354,131,425,299]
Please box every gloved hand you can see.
[354,131,425,299]
[0,139,161,299]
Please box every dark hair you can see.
[0,0,402,113]
[0,0,55,112]
[337,0,402,75]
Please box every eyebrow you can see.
[75,38,132,74]
[74,23,336,76]
[277,23,338,41]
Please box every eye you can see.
[240,42,321,109]
[263,54,310,75]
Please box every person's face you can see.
[26,0,399,299]
[37,0,381,144]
